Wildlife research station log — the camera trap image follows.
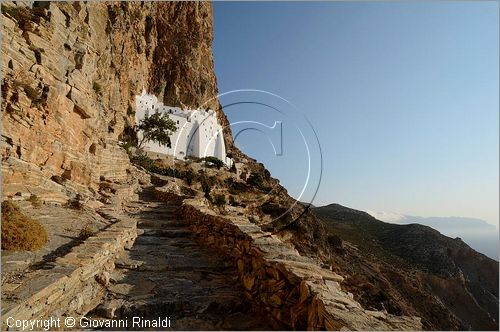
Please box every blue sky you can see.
[212,1,499,227]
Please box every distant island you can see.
[367,211,499,260]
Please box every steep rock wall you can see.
[1,1,226,202]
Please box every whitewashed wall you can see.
[135,90,232,166]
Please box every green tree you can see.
[137,112,177,149]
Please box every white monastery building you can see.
[135,90,232,166]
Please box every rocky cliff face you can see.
[1,1,225,203]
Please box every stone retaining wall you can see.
[1,213,137,331]
[176,197,422,330]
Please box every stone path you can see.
[89,188,273,330]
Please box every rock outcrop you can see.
[1,1,225,203]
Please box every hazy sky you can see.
[212,2,499,227]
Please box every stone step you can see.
[127,243,200,257]
[128,201,182,210]
[137,207,179,213]
[140,228,191,237]
[139,209,181,215]
[138,214,179,220]
[114,257,144,270]
[138,219,188,228]
[160,228,193,237]
[87,190,274,331]
[136,262,222,273]
[128,203,179,210]
[133,233,192,246]
[132,211,179,219]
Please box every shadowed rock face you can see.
[147,2,220,111]
[1,1,229,203]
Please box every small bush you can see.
[201,174,218,198]
[272,217,291,230]
[200,174,212,199]
[12,80,42,105]
[120,141,135,154]
[248,215,259,224]
[23,85,41,101]
[119,125,138,152]
[227,179,251,195]
[153,86,162,94]
[27,195,42,208]
[127,105,135,116]
[93,81,102,94]
[185,170,194,186]
[229,195,238,207]
[186,155,202,163]
[1,5,32,22]
[224,177,234,186]
[181,186,195,197]
[67,194,84,209]
[208,175,217,186]
[130,154,197,183]
[155,167,182,178]
[131,154,156,171]
[376,289,390,303]
[202,156,224,169]
[212,194,226,206]
[1,200,48,251]
[327,234,343,248]
[78,223,95,240]
[247,172,265,189]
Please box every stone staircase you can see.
[89,188,273,330]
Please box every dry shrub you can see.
[212,194,226,206]
[67,194,84,209]
[27,194,42,208]
[78,223,95,240]
[1,200,48,251]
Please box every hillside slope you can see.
[314,203,499,330]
